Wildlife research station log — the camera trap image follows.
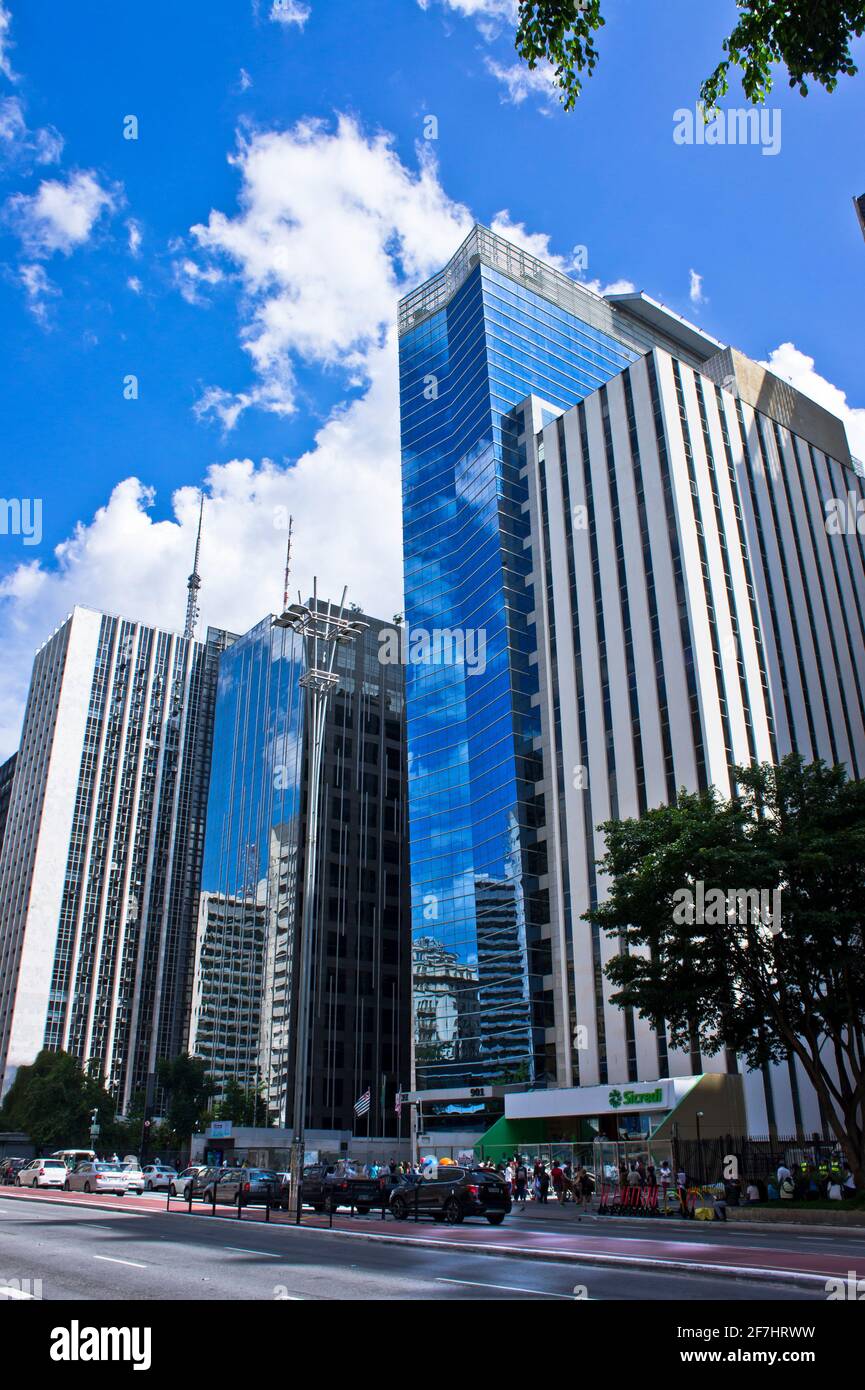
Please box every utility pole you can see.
[274,579,366,1218]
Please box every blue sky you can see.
[0,0,863,755]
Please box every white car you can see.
[121,1163,145,1194]
[16,1158,67,1188]
[64,1161,133,1196]
[141,1163,177,1192]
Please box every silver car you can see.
[65,1161,131,1196]
[16,1158,67,1188]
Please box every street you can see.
[0,1191,843,1301]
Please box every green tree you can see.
[584,755,865,1188]
[156,1054,215,1147]
[213,1078,271,1128]
[0,1050,115,1151]
[515,1,865,111]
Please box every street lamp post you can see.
[274,582,365,1220]
[695,1110,705,1187]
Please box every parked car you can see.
[141,1163,177,1192]
[199,1167,284,1208]
[121,1162,145,1194]
[50,1149,97,1169]
[390,1167,512,1225]
[301,1162,388,1214]
[168,1165,210,1200]
[0,1157,28,1185]
[15,1158,67,1189]
[64,1161,133,1196]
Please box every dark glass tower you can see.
[399,225,691,1095]
[193,606,411,1138]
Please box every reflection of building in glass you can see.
[412,936,478,1071]
[194,616,305,1123]
[475,885,533,1082]
[0,607,230,1107]
[189,891,268,1097]
[194,605,411,1137]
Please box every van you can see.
[51,1149,97,1169]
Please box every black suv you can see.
[390,1167,511,1225]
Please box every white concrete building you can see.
[0,606,229,1109]
[519,339,865,1140]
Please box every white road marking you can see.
[436,1277,585,1299]
[223,1246,282,1258]
[92,1255,148,1268]
[0,1285,40,1299]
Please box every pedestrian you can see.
[776,1159,792,1187]
[551,1160,564,1202]
[713,1186,728,1222]
[515,1160,528,1209]
[538,1164,550,1203]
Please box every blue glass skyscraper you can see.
[398,225,711,1106]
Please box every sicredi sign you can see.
[505,1076,699,1123]
[608,1087,664,1109]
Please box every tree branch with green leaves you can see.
[515,1,865,111]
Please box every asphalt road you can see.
[0,1194,827,1301]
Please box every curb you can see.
[0,1190,832,1286]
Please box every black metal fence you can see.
[672,1133,847,1192]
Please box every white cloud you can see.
[18,261,58,321]
[596,278,636,296]
[689,267,704,305]
[762,342,865,461]
[6,169,118,256]
[0,343,404,756]
[190,115,472,426]
[489,210,588,273]
[238,67,253,91]
[419,0,517,21]
[0,1,16,81]
[126,217,142,257]
[268,0,310,27]
[127,275,142,294]
[172,255,225,305]
[484,57,560,110]
[0,94,63,169]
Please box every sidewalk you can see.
[511,1195,865,1233]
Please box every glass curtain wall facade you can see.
[399,226,650,1095]
[192,606,411,1139]
[193,617,306,1125]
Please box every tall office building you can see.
[398,225,865,1145]
[0,754,16,858]
[191,604,411,1138]
[0,606,230,1108]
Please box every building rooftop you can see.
[398,222,724,368]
